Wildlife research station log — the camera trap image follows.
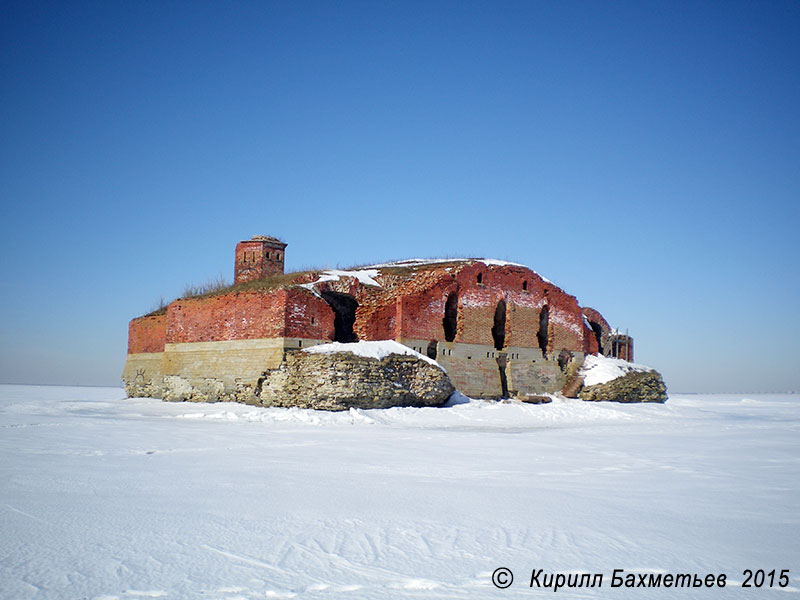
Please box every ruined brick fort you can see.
[123,236,636,403]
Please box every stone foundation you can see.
[578,370,668,403]
[123,337,589,404]
[258,351,454,410]
[122,352,165,399]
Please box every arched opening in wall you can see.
[442,291,458,342]
[538,305,549,357]
[589,321,604,354]
[492,299,506,351]
[320,291,359,343]
[427,340,438,360]
[522,280,528,291]
[558,350,573,374]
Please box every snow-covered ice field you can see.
[1,384,798,599]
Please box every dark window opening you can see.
[589,321,604,354]
[492,299,506,351]
[320,291,358,343]
[443,291,459,342]
[538,305,549,357]
[477,273,483,284]
[310,316,315,325]
[523,280,528,291]
[426,341,437,360]
[558,350,572,373]
[496,354,509,398]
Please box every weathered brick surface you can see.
[125,250,635,401]
[234,237,287,284]
[167,290,289,343]
[284,289,336,340]
[129,260,611,360]
[504,295,544,348]
[349,262,588,355]
[582,307,609,355]
[128,314,166,354]
[610,334,634,361]
[456,287,502,346]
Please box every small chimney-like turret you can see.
[234,235,287,284]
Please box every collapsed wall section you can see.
[366,262,588,355]
[582,307,610,355]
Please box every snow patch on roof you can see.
[299,269,381,292]
[364,257,553,284]
[580,355,654,387]
[366,257,525,269]
[476,258,525,267]
[303,340,441,368]
[366,258,460,268]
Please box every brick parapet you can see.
[128,314,167,354]
[166,290,290,343]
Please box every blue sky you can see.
[1,0,798,392]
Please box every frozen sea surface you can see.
[1,384,798,599]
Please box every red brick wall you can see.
[583,324,600,355]
[582,307,611,355]
[128,260,610,356]
[355,300,397,340]
[614,337,634,361]
[546,288,585,353]
[284,288,335,340]
[167,290,290,343]
[457,287,501,346]
[505,292,545,348]
[582,307,610,331]
[128,314,166,354]
[234,240,285,284]
[395,281,458,341]
[353,262,588,353]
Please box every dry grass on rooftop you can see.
[139,258,479,319]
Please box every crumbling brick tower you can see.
[234,235,287,284]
